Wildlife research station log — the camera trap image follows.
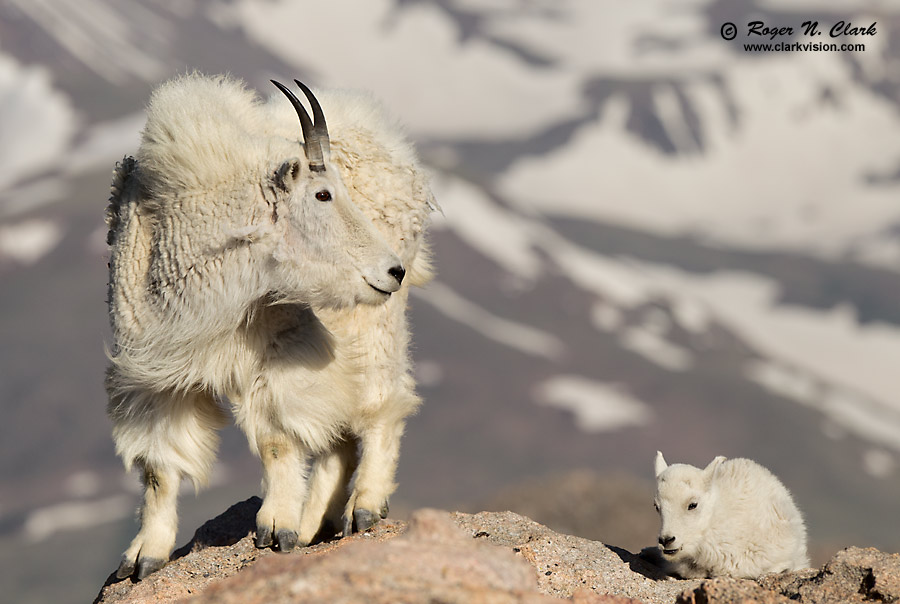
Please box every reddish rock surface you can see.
[94,498,900,604]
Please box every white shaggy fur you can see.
[653,451,809,579]
[105,74,436,579]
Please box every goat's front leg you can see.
[117,464,179,580]
[255,435,309,552]
[344,421,404,535]
[298,437,357,545]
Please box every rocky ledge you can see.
[95,498,900,604]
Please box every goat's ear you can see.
[703,456,726,483]
[274,158,302,192]
[655,451,668,477]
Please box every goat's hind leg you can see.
[108,388,225,580]
[117,464,179,579]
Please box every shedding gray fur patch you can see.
[106,156,137,246]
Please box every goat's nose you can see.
[659,535,676,547]
[388,265,405,286]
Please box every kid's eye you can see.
[654,503,660,512]
[315,190,332,202]
[687,502,698,511]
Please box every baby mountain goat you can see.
[653,451,809,579]
[105,74,436,580]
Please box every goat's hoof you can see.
[343,513,353,537]
[275,529,298,552]
[380,500,389,519]
[136,557,166,580]
[256,525,273,548]
[342,505,386,536]
[115,555,136,580]
[354,508,379,532]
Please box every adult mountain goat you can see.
[106,74,436,580]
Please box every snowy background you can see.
[1,1,899,602]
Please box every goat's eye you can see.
[654,503,660,513]
[315,190,332,202]
[687,502,698,511]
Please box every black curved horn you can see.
[293,79,330,156]
[271,79,325,172]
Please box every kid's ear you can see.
[703,455,726,483]
[655,451,668,477]
[273,158,302,192]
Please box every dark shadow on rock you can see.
[312,517,344,545]
[172,496,262,560]
[605,543,672,581]
[94,497,264,603]
[92,569,130,604]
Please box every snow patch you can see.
[24,495,132,543]
[0,52,77,194]
[0,179,67,219]
[485,0,729,76]
[535,375,654,432]
[6,0,169,83]
[746,360,820,404]
[414,281,565,360]
[639,308,672,336]
[65,471,101,498]
[226,0,583,138]
[499,53,900,267]
[544,247,900,452]
[638,267,900,420]
[0,220,63,264]
[66,112,144,174]
[591,301,625,332]
[620,327,694,371]
[431,174,543,280]
[746,359,900,453]
[672,297,710,333]
[542,236,653,306]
